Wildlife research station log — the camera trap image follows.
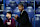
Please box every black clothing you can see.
[17,11,32,27]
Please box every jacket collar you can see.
[21,10,24,15]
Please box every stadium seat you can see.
[8,1,17,9]
[35,16,40,27]
[25,6,34,18]
[36,6,40,14]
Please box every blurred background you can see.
[0,0,34,27]
[35,0,40,27]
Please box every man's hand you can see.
[14,15,18,19]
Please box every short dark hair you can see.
[7,12,12,15]
[18,3,24,7]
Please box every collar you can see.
[21,10,24,15]
[8,18,11,20]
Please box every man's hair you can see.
[7,12,12,15]
[18,3,24,7]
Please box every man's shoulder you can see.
[22,11,28,16]
[23,11,28,14]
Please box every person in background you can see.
[4,12,15,27]
[14,3,32,27]
[0,17,5,27]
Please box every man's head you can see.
[18,3,24,12]
[6,12,12,19]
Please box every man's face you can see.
[6,13,11,19]
[18,5,23,12]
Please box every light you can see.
[38,6,40,8]
[35,14,40,16]
[6,7,11,9]
[6,10,11,12]
[27,6,33,9]
[35,17,39,21]
[0,14,4,16]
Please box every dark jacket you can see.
[16,10,32,27]
[4,18,15,27]
[0,18,4,27]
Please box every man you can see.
[15,3,32,27]
[4,12,15,27]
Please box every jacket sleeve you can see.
[12,18,15,27]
